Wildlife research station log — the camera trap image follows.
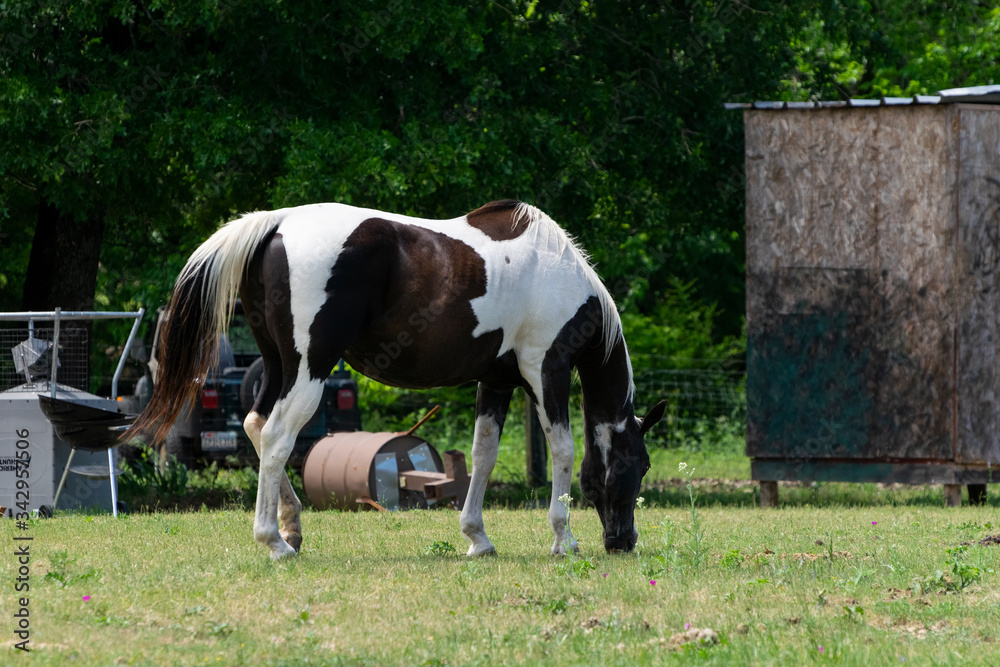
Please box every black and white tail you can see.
[125,211,283,443]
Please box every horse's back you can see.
[256,202,606,388]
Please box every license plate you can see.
[201,430,238,452]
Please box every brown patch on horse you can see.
[308,218,505,387]
[466,199,530,241]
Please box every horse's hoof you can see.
[466,544,497,558]
[283,534,303,553]
[551,541,580,557]
[269,542,298,560]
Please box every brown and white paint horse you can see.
[131,200,665,559]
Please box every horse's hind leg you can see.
[242,279,306,553]
[254,371,323,559]
[460,384,514,557]
[243,410,303,552]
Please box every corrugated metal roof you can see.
[938,84,1000,103]
[725,84,1000,110]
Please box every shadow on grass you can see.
[484,479,999,510]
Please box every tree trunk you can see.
[21,199,105,311]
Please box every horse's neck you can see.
[578,338,635,428]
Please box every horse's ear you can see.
[639,400,668,436]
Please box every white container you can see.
[0,385,116,514]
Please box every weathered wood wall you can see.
[745,105,1000,467]
[957,106,1000,466]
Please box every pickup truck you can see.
[127,303,361,468]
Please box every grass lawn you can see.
[3,496,1000,665]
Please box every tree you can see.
[14,0,985,372]
[783,1,1000,100]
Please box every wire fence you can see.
[632,355,746,449]
[0,327,90,393]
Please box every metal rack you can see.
[0,308,144,516]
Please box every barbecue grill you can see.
[0,309,143,517]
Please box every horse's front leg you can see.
[541,416,578,556]
[519,361,577,556]
[253,377,323,560]
[460,384,513,557]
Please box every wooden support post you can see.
[443,450,469,509]
[759,481,778,508]
[943,484,962,507]
[967,484,987,507]
[526,399,547,487]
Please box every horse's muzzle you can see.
[604,528,639,554]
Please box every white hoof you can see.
[551,539,579,556]
[268,540,298,560]
[466,541,497,557]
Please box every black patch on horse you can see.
[241,232,300,413]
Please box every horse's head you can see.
[581,400,666,553]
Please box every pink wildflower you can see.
[82,595,90,601]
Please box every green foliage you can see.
[118,445,189,504]
[542,597,569,615]
[784,2,1000,100]
[623,278,742,363]
[117,445,307,511]
[842,604,865,621]
[42,549,100,588]
[6,0,1000,407]
[639,554,669,581]
[720,549,745,569]
[554,555,597,579]
[679,462,705,569]
[1,0,813,378]
[912,545,988,594]
[424,540,458,557]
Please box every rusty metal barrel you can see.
[301,431,445,511]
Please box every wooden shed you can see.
[732,87,1000,506]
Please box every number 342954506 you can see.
[14,428,30,517]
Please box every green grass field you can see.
[3,492,1000,665]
